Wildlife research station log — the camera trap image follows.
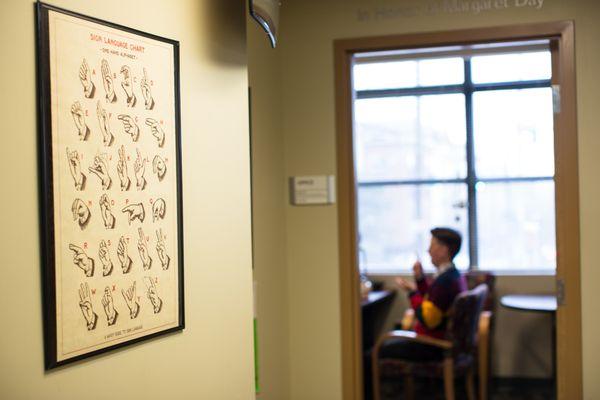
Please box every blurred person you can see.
[381,227,466,361]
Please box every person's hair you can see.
[430,227,462,260]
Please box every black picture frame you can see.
[36,2,184,369]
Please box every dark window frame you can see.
[354,55,554,270]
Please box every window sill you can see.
[363,268,556,277]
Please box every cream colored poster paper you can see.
[42,7,182,365]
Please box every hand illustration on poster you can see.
[156,229,170,270]
[140,68,154,110]
[71,198,91,230]
[134,149,147,190]
[101,287,118,326]
[67,148,86,190]
[122,203,145,224]
[96,101,114,146]
[88,154,112,190]
[79,58,96,99]
[121,281,140,319]
[71,101,90,141]
[120,65,136,107]
[144,276,162,314]
[98,239,113,276]
[78,282,98,331]
[152,155,167,181]
[99,194,115,229]
[101,59,117,103]
[137,227,152,270]
[117,236,133,274]
[118,114,140,142]
[152,198,166,222]
[69,244,95,277]
[116,145,131,191]
[145,118,165,148]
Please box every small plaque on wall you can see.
[289,175,336,205]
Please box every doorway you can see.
[334,22,581,400]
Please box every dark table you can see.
[361,290,397,351]
[361,290,396,400]
[500,294,557,381]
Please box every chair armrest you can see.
[375,329,453,352]
[371,330,452,400]
[477,311,492,400]
[479,310,491,339]
[399,308,415,330]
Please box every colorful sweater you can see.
[409,266,466,339]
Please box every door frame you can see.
[334,21,581,400]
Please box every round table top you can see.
[500,294,557,313]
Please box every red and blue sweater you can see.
[409,266,467,339]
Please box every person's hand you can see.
[96,101,114,146]
[71,198,91,229]
[120,65,136,107]
[69,244,94,277]
[101,59,117,103]
[413,260,424,281]
[98,239,113,276]
[116,145,131,191]
[121,281,140,319]
[152,198,166,222]
[152,155,167,181]
[67,148,85,190]
[137,227,152,270]
[78,282,97,330]
[140,68,154,110]
[88,154,111,190]
[117,236,132,273]
[117,114,140,142]
[99,194,115,229]
[395,277,417,293]
[101,286,118,326]
[145,118,165,147]
[134,149,147,190]
[144,276,162,314]
[70,101,89,141]
[156,229,170,270]
[121,203,145,224]
[79,58,95,98]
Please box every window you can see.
[353,43,555,274]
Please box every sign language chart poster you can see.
[37,3,183,368]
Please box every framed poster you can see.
[36,2,184,369]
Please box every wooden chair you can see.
[398,272,495,400]
[372,284,488,400]
[464,271,496,400]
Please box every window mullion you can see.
[358,178,466,187]
[465,58,479,269]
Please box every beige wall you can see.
[247,18,290,400]
[0,1,255,399]
[249,0,600,399]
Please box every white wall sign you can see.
[290,176,336,206]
